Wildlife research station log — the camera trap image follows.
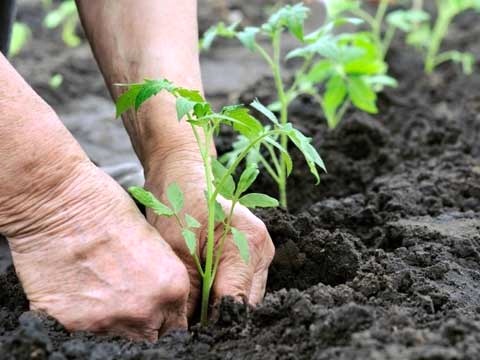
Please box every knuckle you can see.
[154,261,190,306]
[248,219,269,250]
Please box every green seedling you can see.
[9,22,31,57]
[43,0,81,48]
[115,78,324,325]
[332,0,479,74]
[327,0,431,60]
[201,3,394,207]
[394,0,480,74]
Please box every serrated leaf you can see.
[176,97,196,121]
[185,214,201,229]
[237,27,259,51]
[166,183,184,214]
[212,158,235,199]
[239,193,279,209]
[237,164,259,195]
[135,79,174,110]
[115,84,142,118]
[231,227,250,264]
[222,106,264,139]
[288,129,326,183]
[347,76,378,114]
[128,186,174,216]
[176,88,205,102]
[250,99,279,125]
[182,229,197,255]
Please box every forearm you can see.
[76,0,207,172]
[0,54,87,232]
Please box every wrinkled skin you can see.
[145,152,275,317]
[4,152,190,341]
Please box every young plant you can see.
[9,22,31,57]
[115,79,324,325]
[43,0,81,48]
[332,0,480,74]
[325,0,429,59]
[393,0,480,74]
[201,3,394,206]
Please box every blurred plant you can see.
[49,73,64,89]
[397,0,480,74]
[9,22,31,57]
[331,0,480,74]
[43,0,81,48]
[201,3,393,206]
[116,79,324,324]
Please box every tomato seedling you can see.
[116,79,324,325]
[396,0,480,74]
[332,0,479,74]
[201,3,394,207]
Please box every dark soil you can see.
[2,3,480,360]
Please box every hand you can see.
[5,160,190,341]
[145,150,275,317]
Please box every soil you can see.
[1,2,480,360]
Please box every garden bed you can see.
[1,2,480,360]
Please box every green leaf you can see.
[176,88,205,102]
[263,3,309,40]
[347,76,378,114]
[386,9,430,32]
[49,73,63,89]
[264,136,293,176]
[305,59,334,84]
[237,27,259,51]
[222,106,264,139]
[231,227,250,264]
[365,75,398,88]
[185,214,201,229]
[237,164,259,195]
[324,0,360,19]
[288,129,326,183]
[128,186,174,216]
[239,193,279,209]
[115,84,142,118]
[250,99,279,125]
[212,158,236,199]
[323,74,348,127]
[214,200,226,222]
[182,229,197,255]
[200,22,238,51]
[166,183,184,214]
[9,22,31,57]
[135,79,174,110]
[176,97,196,121]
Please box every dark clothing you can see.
[0,0,16,56]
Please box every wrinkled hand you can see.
[145,153,275,316]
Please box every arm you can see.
[75,0,205,172]
[76,0,275,316]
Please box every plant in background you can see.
[201,3,394,206]
[394,0,480,74]
[332,0,480,74]
[9,22,31,57]
[43,0,81,48]
[325,0,429,59]
[115,79,324,325]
